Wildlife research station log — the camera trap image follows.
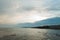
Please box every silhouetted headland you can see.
[29,25,60,29]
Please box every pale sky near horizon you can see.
[0,0,60,24]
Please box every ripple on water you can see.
[0,28,60,40]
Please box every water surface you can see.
[0,28,60,40]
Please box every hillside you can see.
[17,17,60,27]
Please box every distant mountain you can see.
[34,17,60,26]
[17,23,33,27]
[17,17,60,27]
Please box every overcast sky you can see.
[0,0,60,24]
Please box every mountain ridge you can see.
[17,17,60,27]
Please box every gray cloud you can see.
[47,0,60,11]
[0,0,60,24]
[0,0,60,14]
[46,0,60,17]
[17,6,34,12]
[0,0,19,15]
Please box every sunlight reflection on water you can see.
[0,28,60,40]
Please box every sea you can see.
[0,28,60,40]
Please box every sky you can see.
[0,0,60,24]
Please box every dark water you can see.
[0,28,60,40]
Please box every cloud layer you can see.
[0,0,60,24]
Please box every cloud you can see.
[0,0,19,15]
[0,0,60,24]
[45,0,60,16]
